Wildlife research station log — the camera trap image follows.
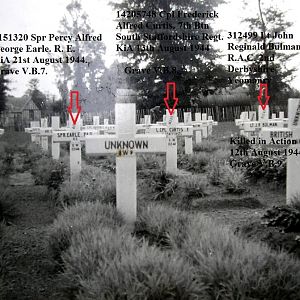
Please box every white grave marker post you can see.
[201,114,208,138]
[69,114,82,182]
[40,118,49,152]
[184,112,193,155]
[93,116,100,126]
[208,116,216,136]
[0,128,4,136]
[51,117,60,160]
[86,89,167,222]
[258,105,269,123]
[195,113,202,144]
[287,99,300,205]
[52,114,90,182]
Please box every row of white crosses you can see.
[85,89,196,222]
[235,99,300,206]
[140,111,217,154]
[235,106,288,138]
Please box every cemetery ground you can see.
[0,123,300,299]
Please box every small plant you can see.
[178,175,208,199]
[178,152,210,173]
[31,156,66,187]
[222,165,248,194]
[193,140,219,153]
[262,205,300,232]
[207,158,226,186]
[151,171,177,201]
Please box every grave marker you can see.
[286,98,300,205]
[86,89,167,222]
[184,112,193,155]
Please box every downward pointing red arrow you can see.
[68,90,81,125]
[257,83,270,110]
[164,82,179,116]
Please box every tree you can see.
[110,0,230,109]
[53,0,106,114]
[0,64,10,113]
[26,79,47,116]
[243,1,298,104]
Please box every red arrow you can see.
[164,82,179,116]
[68,90,81,125]
[257,83,270,110]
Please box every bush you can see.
[57,166,116,206]
[262,205,300,232]
[31,156,66,188]
[193,140,219,153]
[222,165,248,194]
[177,175,208,208]
[178,152,210,173]
[48,201,123,261]
[136,154,164,171]
[235,147,286,184]
[135,204,190,249]
[150,171,178,201]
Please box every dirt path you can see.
[0,184,62,300]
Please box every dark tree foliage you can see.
[0,64,10,112]
[26,79,47,116]
[243,1,298,105]
[110,0,230,109]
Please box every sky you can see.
[0,0,300,98]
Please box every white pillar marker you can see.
[195,113,202,144]
[201,113,208,138]
[184,112,193,155]
[40,118,49,152]
[69,113,82,182]
[0,129,4,136]
[86,89,167,222]
[51,117,60,160]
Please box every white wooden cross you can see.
[52,114,98,181]
[25,121,41,144]
[86,91,167,222]
[142,110,193,172]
